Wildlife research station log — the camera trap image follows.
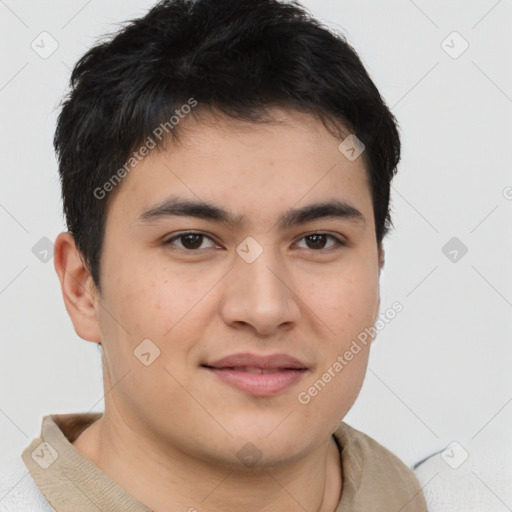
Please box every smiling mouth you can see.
[201,365,308,396]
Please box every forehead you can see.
[105,108,373,228]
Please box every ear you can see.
[53,232,102,343]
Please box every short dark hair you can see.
[54,0,400,292]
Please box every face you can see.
[76,108,382,468]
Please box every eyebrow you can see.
[138,195,366,230]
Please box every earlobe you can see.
[53,232,102,343]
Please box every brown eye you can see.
[296,233,343,251]
[306,234,327,249]
[164,232,218,251]
[180,234,203,250]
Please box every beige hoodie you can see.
[22,413,427,512]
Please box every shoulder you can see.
[0,447,56,512]
[335,421,423,484]
[333,422,427,511]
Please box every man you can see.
[3,0,427,510]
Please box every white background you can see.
[0,0,511,492]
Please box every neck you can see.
[72,412,342,512]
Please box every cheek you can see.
[298,258,378,422]
[305,263,379,338]
[296,338,371,433]
[297,291,375,428]
[106,264,191,334]
[102,267,216,377]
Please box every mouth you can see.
[201,353,309,396]
[206,366,299,373]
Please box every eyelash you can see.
[163,231,346,253]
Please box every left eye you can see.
[164,232,343,252]
[295,233,343,250]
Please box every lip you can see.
[206,352,308,370]
[202,352,309,397]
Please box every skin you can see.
[54,107,384,512]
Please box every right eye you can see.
[163,231,221,252]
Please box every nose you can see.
[219,242,301,336]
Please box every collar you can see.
[22,413,426,511]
